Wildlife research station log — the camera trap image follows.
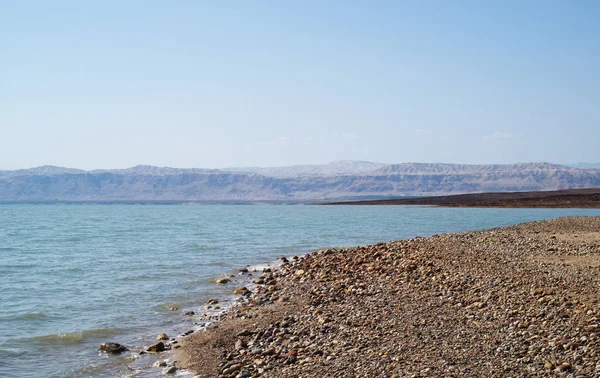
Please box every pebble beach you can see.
[171,216,600,377]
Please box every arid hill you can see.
[1,162,599,201]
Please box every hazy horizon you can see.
[2,160,600,173]
[2,1,599,170]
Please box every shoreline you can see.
[325,188,600,208]
[172,216,600,377]
[131,259,291,376]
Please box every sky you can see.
[1,1,599,170]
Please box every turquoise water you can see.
[2,204,600,377]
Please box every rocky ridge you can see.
[174,216,600,377]
[1,162,599,201]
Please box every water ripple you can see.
[9,328,124,346]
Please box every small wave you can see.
[192,245,213,251]
[0,247,15,251]
[1,312,49,321]
[21,312,49,320]
[64,236,85,242]
[0,348,20,358]
[205,261,227,267]
[154,302,185,312]
[58,266,83,273]
[120,273,163,281]
[10,328,122,346]
[1,263,37,269]
[246,258,284,273]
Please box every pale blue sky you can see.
[1,1,598,170]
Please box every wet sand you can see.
[173,216,600,377]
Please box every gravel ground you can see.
[172,216,600,378]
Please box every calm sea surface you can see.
[2,204,600,377]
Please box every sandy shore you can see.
[173,216,600,377]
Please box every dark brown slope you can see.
[325,188,600,208]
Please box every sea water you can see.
[1,204,600,377]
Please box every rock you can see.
[237,329,253,337]
[262,348,276,356]
[235,339,247,350]
[99,342,128,354]
[208,298,219,304]
[222,363,242,375]
[165,366,177,374]
[184,311,195,316]
[555,363,571,372]
[235,287,251,295]
[156,333,169,341]
[169,306,178,311]
[215,277,230,284]
[286,349,298,357]
[147,342,165,353]
[154,360,167,367]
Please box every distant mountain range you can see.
[223,161,388,177]
[0,162,599,202]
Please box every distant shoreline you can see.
[0,199,325,205]
[324,188,600,208]
[0,197,415,205]
[2,188,600,207]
